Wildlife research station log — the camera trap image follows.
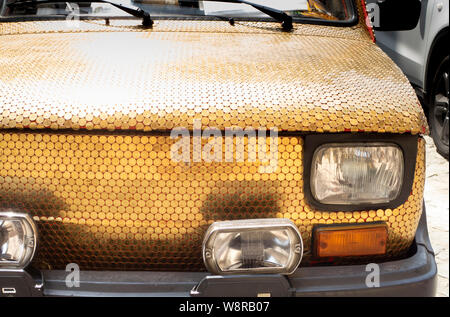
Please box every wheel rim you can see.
[433,67,449,147]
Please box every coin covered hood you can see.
[0,20,427,134]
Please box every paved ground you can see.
[423,136,449,297]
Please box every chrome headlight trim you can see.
[0,211,38,270]
[202,218,303,275]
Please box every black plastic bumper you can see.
[1,204,438,297]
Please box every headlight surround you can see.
[303,134,418,211]
[0,211,37,269]
[311,143,404,204]
[202,218,303,275]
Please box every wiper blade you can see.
[202,0,293,31]
[8,0,154,27]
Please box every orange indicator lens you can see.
[315,223,388,257]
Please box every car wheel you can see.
[429,56,449,159]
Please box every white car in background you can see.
[373,0,449,158]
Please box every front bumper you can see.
[0,204,437,297]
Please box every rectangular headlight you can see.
[203,219,303,275]
[311,143,404,205]
[0,211,37,269]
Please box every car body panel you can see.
[0,122,427,271]
[0,6,429,271]
[0,20,427,134]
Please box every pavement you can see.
[423,136,449,297]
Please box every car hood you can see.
[0,20,427,134]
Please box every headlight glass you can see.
[311,143,404,204]
[203,219,303,275]
[214,229,291,271]
[0,212,37,269]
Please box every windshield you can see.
[0,0,356,24]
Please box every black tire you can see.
[429,56,449,159]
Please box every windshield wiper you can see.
[201,0,293,31]
[9,0,294,31]
[8,0,154,27]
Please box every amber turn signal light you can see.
[314,223,388,257]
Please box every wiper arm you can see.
[202,0,293,31]
[8,0,154,27]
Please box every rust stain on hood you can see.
[0,20,427,134]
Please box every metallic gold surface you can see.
[0,133,425,270]
[0,1,428,271]
[0,19,427,134]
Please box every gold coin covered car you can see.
[0,0,438,297]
